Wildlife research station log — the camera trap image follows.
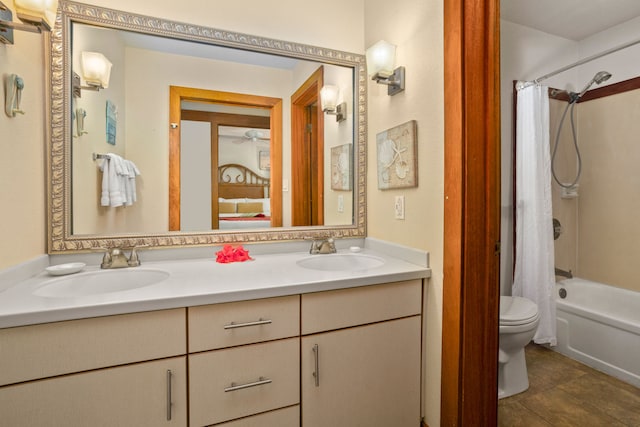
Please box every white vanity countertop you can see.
[0,247,430,328]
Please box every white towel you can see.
[99,154,125,207]
[99,154,141,207]
[99,157,111,206]
[123,160,141,206]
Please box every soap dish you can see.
[45,262,86,276]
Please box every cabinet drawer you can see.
[301,280,422,334]
[188,295,299,352]
[216,405,299,427]
[0,356,187,427]
[189,338,299,426]
[0,308,186,386]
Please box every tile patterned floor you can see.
[498,344,640,426]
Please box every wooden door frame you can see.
[169,86,283,230]
[291,67,325,226]
[179,111,270,229]
[441,0,501,425]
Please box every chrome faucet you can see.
[309,237,337,254]
[101,247,141,269]
[554,267,573,279]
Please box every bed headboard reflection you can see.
[218,163,270,199]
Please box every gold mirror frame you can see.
[47,0,367,253]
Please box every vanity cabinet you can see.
[0,280,423,426]
[0,308,188,426]
[187,295,300,426]
[300,280,423,427]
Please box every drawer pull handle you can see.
[166,369,173,421]
[224,376,272,392]
[224,318,272,329]
[313,344,320,387]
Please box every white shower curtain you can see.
[513,83,556,346]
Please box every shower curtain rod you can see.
[519,35,640,89]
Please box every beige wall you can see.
[365,0,444,424]
[576,90,640,292]
[0,5,47,270]
[552,90,640,293]
[72,25,128,234]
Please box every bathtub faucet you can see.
[555,267,573,279]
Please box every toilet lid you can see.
[500,296,539,326]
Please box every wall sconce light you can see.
[0,0,58,44]
[365,40,405,96]
[320,85,346,122]
[73,51,112,97]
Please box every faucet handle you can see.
[100,248,112,269]
[127,244,148,267]
[128,249,140,267]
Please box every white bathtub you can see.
[555,278,640,387]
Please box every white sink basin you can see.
[296,253,385,271]
[33,269,169,298]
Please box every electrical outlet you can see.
[394,195,405,220]
[337,195,344,213]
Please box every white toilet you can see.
[498,295,540,399]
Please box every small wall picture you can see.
[106,100,117,145]
[376,120,418,190]
[258,150,270,170]
[331,144,352,191]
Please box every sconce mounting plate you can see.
[72,72,82,98]
[335,102,347,122]
[371,66,405,96]
[387,66,405,96]
[0,2,15,44]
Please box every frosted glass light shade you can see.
[14,0,58,28]
[81,51,112,89]
[365,40,396,78]
[320,85,340,111]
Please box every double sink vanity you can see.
[0,240,430,426]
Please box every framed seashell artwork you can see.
[331,143,353,191]
[376,120,418,189]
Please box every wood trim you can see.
[579,75,640,102]
[442,0,501,425]
[168,86,283,230]
[291,67,325,226]
[512,81,518,277]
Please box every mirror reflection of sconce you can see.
[75,108,87,136]
[365,40,405,96]
[72,51,112,98]
[320,85,346,122]
[4,74,25,117]
[0,0,58,44]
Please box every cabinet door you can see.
[302,316,421,427]
[0,356,187,427]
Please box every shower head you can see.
[593,71,612,84]
[574,71,612,100]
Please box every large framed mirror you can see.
[48,0,366,252]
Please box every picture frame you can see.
[376,120,418,190]
[106,100,117,145]
[331,144,352,191]
[258,150,270,170]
